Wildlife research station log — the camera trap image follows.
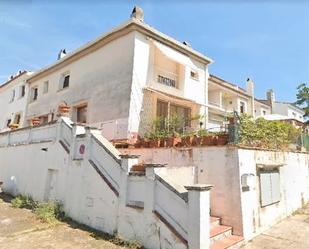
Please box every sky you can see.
[0,0,308,102]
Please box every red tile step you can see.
[210,216,220,228]
[210,225,232,239]
[210,235,244,249]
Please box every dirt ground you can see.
[1,193,309,249]
[0,193,123,249]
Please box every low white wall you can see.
[121,146,244,235]
[121,146,309,239]
[238,149,309,240]
[0,119,211,249]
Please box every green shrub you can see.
[34,202,64,224]
[11,195,38,209]
[238,114,301,149]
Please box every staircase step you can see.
[210,216,221,228]
[210,235,244,249]
[210,225,232,238]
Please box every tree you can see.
[295,83,309,117]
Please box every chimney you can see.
[130,6,144,22]
[57,49,67,60]
[266,89,275,103]
[246,78,255,117]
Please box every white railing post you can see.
[185,184,213,249]
[7,131,11,146]
[70,123,77,160]
[144,164,165,213]
[56,118,63,141]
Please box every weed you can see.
[11,195,38,209]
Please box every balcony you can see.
[156,67,179,89]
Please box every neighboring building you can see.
[259,89,306,129]
[207,75,271,131]
[0,71,33,132]
[25,7,213,141]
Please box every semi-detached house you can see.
[25,9,212,142]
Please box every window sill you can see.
[57,87,69,93]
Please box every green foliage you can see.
[11,195,64,224]
[34,202,64,224]
[238,114,301,149]
[11,195,38,209]
[295,83,309,117]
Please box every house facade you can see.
[0,71,33,132]
[207,75,271,131]
[259,89,306,129]
[25,9,212,142]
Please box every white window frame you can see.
[43,81,49,94]
[30,86,38,102]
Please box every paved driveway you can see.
[243,205,309,249]
[0,194,122,249]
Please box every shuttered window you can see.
[259,170,281,207]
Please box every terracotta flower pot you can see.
[228,117,236,124]
[192,135,202,146]
[32,118,40,126]
[173,137,182,147]
[159,138,166,147]
[181,136,192,147]
[217,134,229,145]
[165,137,173,147]
[201,135,217,146]
[134,141,142,148]
[140,139,149,148]
[131,164,145,172]
[149,139,160,148]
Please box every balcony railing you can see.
[156,67,178,88]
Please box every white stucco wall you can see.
[0,119,211,249]
[272,102,305,122]
[238,149,309,240]
[27,32,136,140]
[0,72,32,131]
[129,32,209,135]
[121,146,309,240]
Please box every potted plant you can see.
[58,103,70,116]
[216,132,229,145]
[9,123,19,130]
[131,163,145,172]
[201,132,218,146]
[32,117,40,126]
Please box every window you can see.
[14,114,21,125]
[62,74,70,89]
[43,81,49,94]
[9,90,15,102]
[6,119,11,127]
[262,110,266,116]
[20,85,26,98]
[240,101,245,114]
[259,170,280,207]
[76,105,87,123]
[190,70,199,80]
[157,100,168,129]
[156,100,191,131]
[31,87,38,101]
